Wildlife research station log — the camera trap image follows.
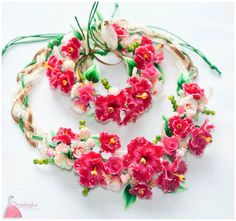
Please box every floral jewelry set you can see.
[4,2,221,208]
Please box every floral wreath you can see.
[4,2,221,208]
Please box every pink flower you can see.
[74,151,106,188]
[52,128,76,145]
[107,176,123,192]
[155,51,164,64]
[112,23,129,38]
[169,157,187,175]
[183,83,205,100]
[141,63,160,85]
[124,137,163,182]
[54,153,73,170]
[61,37,81,60]
[78,127,91,140]
[58,70,75,94]
[134,44,156,69]
[140,36,153,46]
[99,132,121,153]
[168,116,192,138]
[156,161,180,192]
[73,145,86,159]
[129,183,152,199]
[162,136,179,155]
[105,156,124,175]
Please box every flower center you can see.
[136,92,149,100]
[91,168,97,176]
[138,189,145,196]
[201,135,212,143]
[107,107,114,113]
[176,123,182,129]
[143,53,149,59]
[44,62,53,70]
[174,173,185,182]
[68,47,74,53]
[140,157,147,164]
[109,137,116,144]
[62,80,68,86]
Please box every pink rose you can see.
[162,136,179,155]
[73,146,86,158]
[141,63,160,85]
[105,156,124,175]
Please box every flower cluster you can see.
[95,76,152,125]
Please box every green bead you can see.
[156,135,162,141]
[168,96,174,101]
[47,42,54,49]
[52,39,60,46]
[38,160,43,165]
[82,187,90,197]
[33,159,38,164]
[43,159,49,164]
[211,111,216,115]
[101,78,108,86]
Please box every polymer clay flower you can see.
[112,23,129,38]
[168,115,192,138]
[183,83,205,100]
[140,63,161,86]
[99,132,121,153]
[129,182,152,199]
[58,69,75,94]
[105,156,124,175]
[123,137,163,182]
[162,136,179,155]
[52,128,76,145]
[74,151,106,188]
[61,37,81,60]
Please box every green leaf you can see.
[91,135,101,147]
[123,56,136,76]
[178,185,187,192]
[71,25,83,40]
[84,64,100,83]
[123,184,137,209]
[177,72,190,94]
[162,115,173,137]
[96,11,103,22]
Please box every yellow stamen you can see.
[91,168,97,176]
[62,80,68,86]
[174,173,185,182]
[138,189,145,195]
[136,92,149,100]
[143,53,149,59]
[107,107,114,113]
[201,135,212,143]
[44,62,53,70]
[176,124,182,129]
[140,157,147,165]
[67,47,74,53]
[109,138,116,144]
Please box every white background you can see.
[2,1,234,219]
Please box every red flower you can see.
[61,37,81,60]
[183,83,205,100]
[188,120,214,156]
[74,151,106,188]
[112,23,128,38]
[105,156,124,175]
[58,70,75,93]
[140,36,153,46]
[168,116,192,138]
[141,63,160,85]
[156,161,180,192]
[134,44,156,69]
[100,132,121,153]
[169,157,187,175]
[124,137,163,182]
[46,55,63,88]
[95,90,127,124]
[129,183,152,199]
[52,128,76,145]
[162,136,179,155]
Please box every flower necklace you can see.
[4,2,221,208]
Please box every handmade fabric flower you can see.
[169,157,187,175]
[72,145,86,159]
[129,182,152,199]
[140,63,160,85]
[106,176,123,192]
[124,137,163,182]
[61,37,81,60]
[105,156,124,175]
[162,136,179,155]
[74,151,106,188]
[168,115,192,138]
[52,128,76,145]
[58,69,75,94]
[140,36,153,46]
[183,83,205,100]
[99,132,121,153]
[112,23,129,38]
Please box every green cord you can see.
[111,2,119,19]
[148,25,222,76]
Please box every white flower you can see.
[108,87,119,95]
[178,95,198,119]
[62,60,75,71]
[101,21,118,50]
